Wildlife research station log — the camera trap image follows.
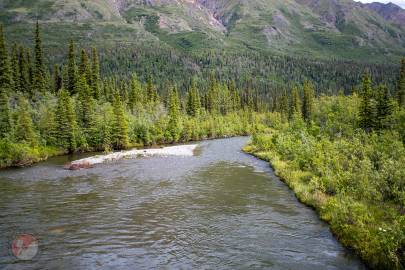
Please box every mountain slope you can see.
[364,2,405,25]
[0,0,404,62]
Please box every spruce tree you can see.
[245,87,254,112]
[375,84,392,131]
[146,75,158,103]
[55,89,77,152]
[279,89,289,117]
[290,86,301,119]
[120,82,129,104]
[302,81,315,122]
[359,72,376,132]
[168,86,182,142]
[11,43,21,92]
[18,46,30,93]
[271,94,278,112]
[397,58,405,108]
[207,76,220,113]
[91,47,100,99]
[111,91,129,149]
[26,49,33,89]
[15,97,37,145]
[67,40,77,95]
[219,83,232,115]
[103,82,112,102]
[0,24,12,93]
[33,22,46,94]
[186,79,201,117]
[128,73,143,113]
[229,80,240,112]
[79,48,92,86]
[53,64,62,92]
[0,90,11,138]
[77,74,97,146]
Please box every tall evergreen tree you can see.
[15,97,37,145]
[33,22,46,94]
[120,81,129,104]
[91,47,101,100]
[167,86,182,142]
[53,64,62,92]
[359,72,376,132]
[302,81,315,122]
[146,75,158,103]
[397,58,405,108]
[55,89,77,152]
[290,85,302,118]
[186,79,201,117]
[0,91,11,138]
[375,84,392,131]
[279,89,289,117]
[77,74,97,146]
[219,83,232,115]
[207,76,220,113]
[271,94,278,112]
[229,80,240,112]
[128,73,143,113]
[26,49,33,89]
[11,43,21,92]
[67,40,77,95]
[111,91,129,149]
[245,87,255,111]
[18,46,30,93]
[79,48,92,86]
[0,24,12,93]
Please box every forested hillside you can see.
[0,0,404,96]
[1,0,404,60]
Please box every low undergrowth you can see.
[245,99,405,269]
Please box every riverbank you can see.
[244,130,405,270]
[0,133,245,170]
[0,110,266,170]
[0,139,64,169]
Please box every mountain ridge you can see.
[363,1,405,25]
[0,0,404,62]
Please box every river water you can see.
[0,137,366,270]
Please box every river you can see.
[0,137,366,269]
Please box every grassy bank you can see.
[0,139,64,169]
[244,97,405,269]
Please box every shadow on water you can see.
[0,137,366,270]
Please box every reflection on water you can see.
[0,137,366,270]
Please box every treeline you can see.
[247,61,405,269]
[0,23,266,167]
[270,59,405,136]
[3,24,399,99]
[97,44,399,96]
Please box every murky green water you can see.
[0,137,365,269]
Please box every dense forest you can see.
[246,66,405,269]
[0,23,269,168]
[98,45,400,97]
